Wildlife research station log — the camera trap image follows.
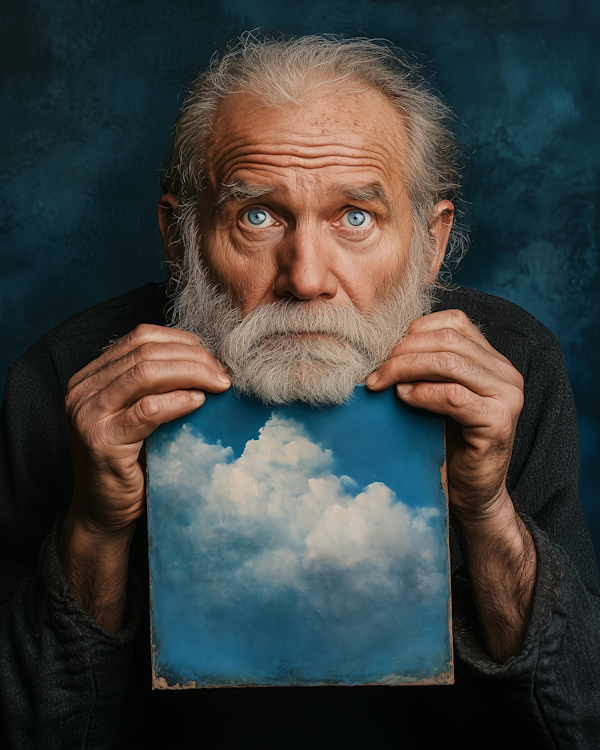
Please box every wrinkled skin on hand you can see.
[367,308,525,521]
[63,324,231,536]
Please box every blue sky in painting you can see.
[147,387,451,686]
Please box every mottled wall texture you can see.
[1,0,598,561]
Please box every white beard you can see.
[168,232,435,405]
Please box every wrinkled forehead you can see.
[203,86,411,198]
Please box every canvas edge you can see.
[151,670,455,690]
[441,421,455,686]
[145,444,161,691]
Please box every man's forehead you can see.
[204,88,409,195]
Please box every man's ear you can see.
[158,194,179,265]
[428,200,454,278]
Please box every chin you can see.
[225,335,376,406]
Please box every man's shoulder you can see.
[41,282,168,343]
[433,285,563,375]
[18,282,168,391]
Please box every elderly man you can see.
[1,36,598,749]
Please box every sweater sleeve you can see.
[451,329,600,749]
[0,342,141,750]
[0,521,140,750]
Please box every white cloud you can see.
[150,413,446,609]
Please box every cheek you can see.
[237,266,279,312]
[346,237,408,287]
[376,224,414,277]
[204,229,279,307]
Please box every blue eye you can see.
[348,210,366,226]
[241,208,276,228]
[248,209,267,225]
[340,209,373,228]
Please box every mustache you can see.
[225,293,404,354]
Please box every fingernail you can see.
[218,373,231,385]
[191,390,206,402]
[365,374,378,387]
[396,383,414,395]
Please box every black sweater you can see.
[1,283,599,750]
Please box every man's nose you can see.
[272,225,338,300]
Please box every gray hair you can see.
[162,33,465,275]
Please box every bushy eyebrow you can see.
[215,180,273,206]
[333,182,393,213]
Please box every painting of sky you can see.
[146,386,452,687]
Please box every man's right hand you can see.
[58,324,231,633]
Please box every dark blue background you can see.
[1,0,598,562]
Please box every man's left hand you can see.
[366,309,524,521]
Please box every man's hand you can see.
[366,310,535,663]
[59,324,231,633]
[366,309,524,515]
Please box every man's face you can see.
[161,84,453,404]
[201,86,432,314]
